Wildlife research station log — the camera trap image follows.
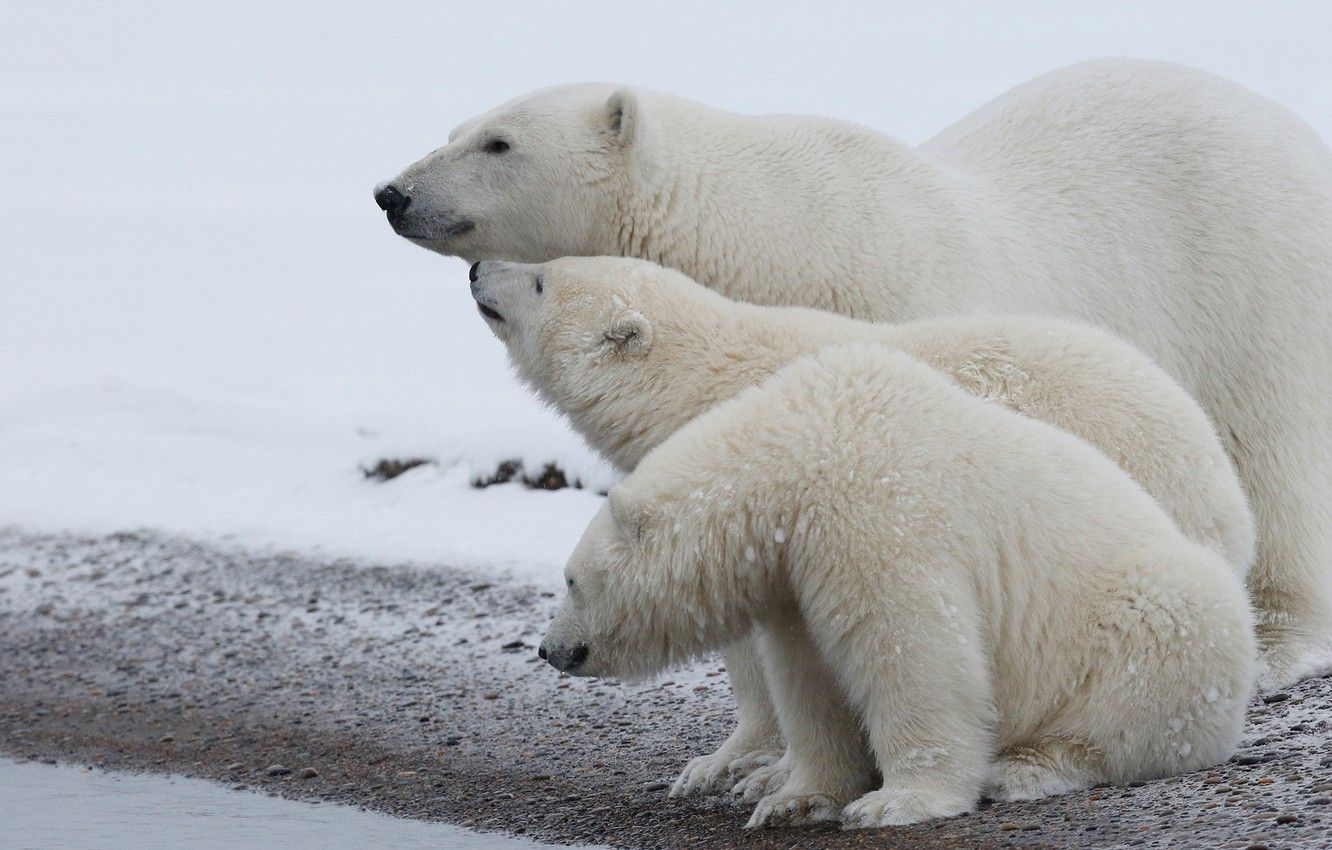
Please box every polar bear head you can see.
[470,256,738,470]
[538,490,648,679]
[374,85,648,263]
[540,476,758,680]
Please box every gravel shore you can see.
[2,529,1330,849]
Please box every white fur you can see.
[473,255,1256,795]
[540,344,1256,828]
[389,60,1332,687]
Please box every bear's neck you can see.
[607,107,984,321]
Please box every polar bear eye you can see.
[535,276,544,295]
[486,139,510,154]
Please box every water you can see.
[0,759,591,850]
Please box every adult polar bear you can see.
[376,60,1332,687]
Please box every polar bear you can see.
[471,254,1255,795]
[539,344,1256,828]
[379,60,1332,687]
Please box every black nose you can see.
[374,184,411,216]
[545,642,589,672]
[469,261,481,282]
[537,645,547,660]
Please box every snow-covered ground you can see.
[3,2,1332,589]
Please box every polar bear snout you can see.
[474,297,505,324]
[373,182,411,222]
[470,278,506,324]
[471,261,548,330]
[540,641,589,673]
[372,179,475,242]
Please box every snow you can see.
[0,758,605,850]
[2,2,1332,589]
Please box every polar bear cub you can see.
[473,255,1256,799]
[540,344,1255,827]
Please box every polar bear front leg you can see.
[834,594,992,828]
[670,638,784,797]
[745,617,875,829]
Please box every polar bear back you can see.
[881,313,1256,573]
[483,256,1254,576]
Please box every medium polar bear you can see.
[379,59,1332,686]
[471,255,1255,796]
[539,344,1256,828]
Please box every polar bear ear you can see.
[605,89,639,147]
[607,486,648,542]
[603,310,653,356]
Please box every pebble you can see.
[265,764,293,777]
[226,762,244,772]
[642,781,670,792]
[298,767,319,779]
[1261,692,1290,704]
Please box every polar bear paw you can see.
[730,757,791,801]
[670,747,783,798]
[983,751,1091,802]
[1255,624,1332,692]
[745,789,841,829]
[840,786,973,829]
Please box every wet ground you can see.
[1,529,1330,849]
[0,757,591,849]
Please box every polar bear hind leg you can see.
[1244,444,1332,689]
[1206,363,1332,689]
